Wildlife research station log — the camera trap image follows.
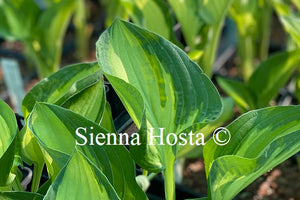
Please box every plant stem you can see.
[238,34,254,81]
[163,160,175,200]
[259,1,272,61]
[74,0,91,61]
[201,24,223,77]
[24,42,58,78]
[31,163,44,192]
[12,176,23,191]
[147,172,157,181]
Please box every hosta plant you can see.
[229,0,273,80]
[0,0,75,78]
[217,49,300,113]
[102,0,234,77]
[168,0,234,77]
[0,20,299,200]
[101,0,180,46]
[272,0,300,103]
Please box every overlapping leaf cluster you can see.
[0,9,299,200]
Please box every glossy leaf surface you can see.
[22,62,102,120]
[204,106,300,200]
[218,49,300,111]
[28,103,147,200]
[21,62,106,171]
[177,97,234,158]
[0,192,43,200]
[44,150,120,200]
[248,49,300,107]
[121,0,176,43]
[273,0,300,46]
[96,19,222,172]
[217,77,256,112]
[0,100,18,186]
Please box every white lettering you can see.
[188,131,195,145]
[89,133,94,145]
[130,133,141,145]
[195,133,205,145]
[119,133,129,145]
[106,133,117,145]
[178,133,187,145]
[149,128,164,145]
[95,133,106,145]
[89,127,94,145]
[75,127,87,146]
[166,133,177,145]
[75,127,208,146]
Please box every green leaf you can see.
[292,0,300,9]
[0,5,11,39]
[218,49,300,111]
[296,67,300,103]
[229,0,258,79]
[229,0,259,35]
[0,100,18,186]
[73,0,89,61]
[37,0,75,60]
[199,0,234,77]
[0,191,43,200]
[217,77,256,112]
[21,63,104,163]
[188,50,204,61]
[272,0,291,15]
[44,149,120,200]
[121,0,178,44]
[0,0,75,78]
[99,102,117,133]
[21,62,110,189]
[32,0,75,77]
[61,80,105,123]
[204,106,300,200]
[28,103,147,200]
[177,97,234,158]
[103,0,129,27]
[273,0,300,47]
[171,0,234,76]
[229,0,273,79]
[168,0,234,48]
[22,62,102,120]
[19,115,44,192]
[168,0,233,76]
[0,0,40,40]
[168,0,203,49]
[248,49,300,107]
[279,14,300,47]
[96,19,222,172]
[198,0,233,25]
